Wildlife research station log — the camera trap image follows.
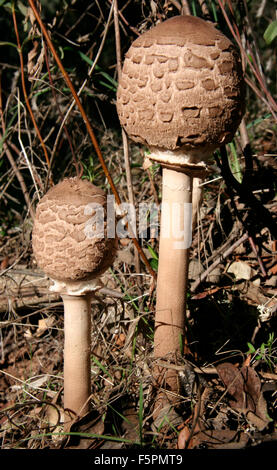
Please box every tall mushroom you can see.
[116,16,245,400]
[32,177,117,428]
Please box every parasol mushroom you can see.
[32,177,117,428]
[116,16,245,402]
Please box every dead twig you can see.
[191,232,249,292]
[107,0,140,36]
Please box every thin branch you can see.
[181,0,191,15]
[190,232,249,292]
[107,0,140,36]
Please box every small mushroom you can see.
[116,16,245,399]
[32,177,117,428]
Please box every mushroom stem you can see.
[154,167,193,394]
[62,293,92,424]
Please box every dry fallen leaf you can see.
[269,263,277,275]
[177,425,191,449]
[216,362,270,431]
[216,362,244,403]
[65,411,105,449]
[152,402,183,431]
[114,333,126,348]
[0,256,9,270]
[121,405,140,442]
[27,40,45,79]
[189,429,249,449]
[36,316,55,337]
[24,328,33,339]
[227,260,253,280]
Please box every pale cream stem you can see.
[62,293,92,424]
[154,167,192,393]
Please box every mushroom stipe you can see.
[116,15,245,408]
[32,177,117,429]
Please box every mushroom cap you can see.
[32,177,117,283]
[116,15,245,163]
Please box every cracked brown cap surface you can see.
[116,15,245,159]
[32,177,117,282]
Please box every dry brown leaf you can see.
[46,402,64,428]
[65,411,105,449]
[0,256,9,270]
[36,316,55,337]
[269,263,277,275]
[216,362,244,403]
[27,40,45,80]
[45,402,64,445]
[237,282,270,307]
[227,260,253,280]
[152,402,183,431]
[121,406,140,442]
[216,362,270,431]
[190,429,249,449]
[115,333,126,348]
[177,425,191,449]
[24,328,33,339]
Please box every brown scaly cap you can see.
[32,177,117,282]
[116,15,245,160]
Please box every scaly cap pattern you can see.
[32,178,117,282]
[116,16,245,161]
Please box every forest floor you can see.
[0,120,276,450]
